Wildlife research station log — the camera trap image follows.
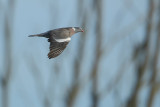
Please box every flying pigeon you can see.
[29,27,84,59]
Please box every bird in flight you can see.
[29,27,84,59]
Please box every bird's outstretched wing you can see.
[47,37,69,59]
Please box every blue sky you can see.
[1,0,160,107]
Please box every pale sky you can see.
[1,0,159,107]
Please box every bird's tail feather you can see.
[28,34,44,37]
[28,32,49,37]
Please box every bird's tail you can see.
[28,34,44,37]
[28,31,50,38]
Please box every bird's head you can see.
[72,27,84,33]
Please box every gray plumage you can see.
[29,27,84,59]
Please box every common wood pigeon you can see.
[29,27,84,59]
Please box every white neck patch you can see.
[72,27,75,31]
[55,37,71,42]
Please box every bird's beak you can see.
[81,29,84,32]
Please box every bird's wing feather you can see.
[47,36,69,59]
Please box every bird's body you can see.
[29,27,84,59]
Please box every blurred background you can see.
[0,0,160,107]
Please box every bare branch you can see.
[126,0,155,107]
[147,2,160,106]
[66,1,88,106]
[2,0,16,107]
[90,0,103,107]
